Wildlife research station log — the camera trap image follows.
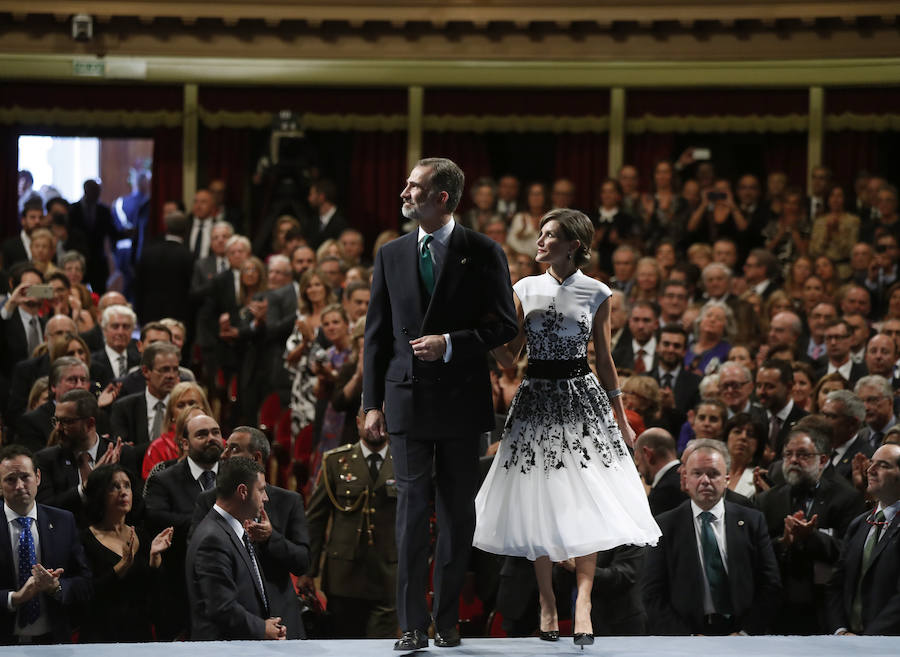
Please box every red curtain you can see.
[422,132,493,212]
[0,124,19,240]
[348,131,406,245]
[627,89,807,117]
[203,125,252,221]
[763,133,808,191]
[424,88,610,117]
[554,133,608,212]
[150,127,183,237]
[199,86,407,114]
[824,132,880,191]
[624,133,676,191]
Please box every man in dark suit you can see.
[756,359,808,461]
[1,200,42,270]
[591,178,638,273]
[90,304,141,388]
[300,412,398,638]
[67,179,119,293]
[1,266,46,380]
[822,390,875,482]
[653,325,701,435]
[144,413,223,639]
[611,300,658,374]
[190,220,233,301]
[814,318,868,386]
[305,178,347,249]
[827,442,900,635]
[363,157,517,650]
[855,375,897,450]
[633,428,686,517]
[187,457,286,641]
[643,439,781,635]
[34,389,130,528]
[109,342,181,459]
[743,249,781,301]
[191,427,310,639]
[735,175,772,249]
[117,323,193,397]
[135,210,194,326]
[756,425,867,634]
[0,445,92,645]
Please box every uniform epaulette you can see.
[323,443,354,458]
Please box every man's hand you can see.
[96,437,124,467]
[410,335,446,361]
[249,298,268,322]
[244,509,273,543]
[296,575,316,592]
[31,564,63,593]
[264,617,287,640]
[11,575,38,607]
[365,409,387,442]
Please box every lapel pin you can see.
[460,257,467,265]
[49,523,54,530]
[737,520,745,526]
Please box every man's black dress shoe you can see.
[434,627,461,647]
[394,630,428,651]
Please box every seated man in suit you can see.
[855,375,897,450]
[756,359,808,462]
[15,357,92,454]
[653,325,701,435]
[633,428,686,517]
[117,323,193,397]
[306,178,347,249]
[110,342,181,458]
[1,265,46,380]
[864,334,900,392]
[815,319,868,386]
[643,439,781,635]
[90,304,140,387]
[191,426,310,639]
[144,412,223,639]
[756,424,867,634]
[35,389,129,527]
[187,457,286,640]
[0,445,92,645]
[611,300,659,374]
[828,442,900,635]
[822,390,875,482]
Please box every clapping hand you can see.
[244,509,272,544]
[150,527,174,568]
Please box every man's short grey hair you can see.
[101,304,137,329]
[232,426,271,462]
[773,311,804,337]
[786,426,831,457]
[212,220,234,236]
[719,361,753,384]
[268,254,290,270]
[825,390,866,423]
[50,356,88,388]
[417,157,465,214]
[702,262,733,283]
[684,438,731,471]
[855,375,894,399]
[225,234,251,252]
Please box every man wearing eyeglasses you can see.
[33,389,129,527]
[756,425,866,634]
[814,318,868,387]
[854,375,897,451]
[828,442,900,635]
[12,358,111,455]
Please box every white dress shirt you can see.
[187,458,220,490]
[319,206,337,230]
[631,336,657,372]
[190,218,212,258]
[691,497,728,615]
[826,357,853,381]
[144,389,170,440]
[104,344,129,378]
[651,460,680,488]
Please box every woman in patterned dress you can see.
[474,209,660,647]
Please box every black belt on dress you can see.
[526,358,591,380]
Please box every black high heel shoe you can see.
[573,633,594,649]
[539,630,559,642]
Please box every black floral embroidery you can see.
[525,300,590,361]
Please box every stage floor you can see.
[3,636,897,657]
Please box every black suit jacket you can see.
[263,282,299,402]
[191,484,310,639]
[814,360,868,388]
[590,545,648,634]
[186,507,269,640]
[0,504,92,644]
[648,464,688,517]
[68,200,117,292]
[769,403,809,459]
[13,401,56,454]
[5,353,49,434]
[109,391,152,448]
[643,500,782,635]
[823,434,875,483]
[363,225,517,439]
[827,510,900,634]
[135,237,194,325]
[1,309,45,377]
[90,343,141,388]
[0,234,28,270]
[197,268,240,371]
[305,209,348,249]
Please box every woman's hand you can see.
[113,527,137,578]
[150,527,174,568]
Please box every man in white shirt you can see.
[307,179,347,248]
[0,444,92,644]
[92,304,138,387]
[815,319,866,386]
[643,439,781,635]
[633,428,686,516]
[612,300,657,373]
[188,189,217,260]
[822,391,874,482]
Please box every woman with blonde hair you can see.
[630,257,662,303]
[141,382,211,479]
[29,228,58,276]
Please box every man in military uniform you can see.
[298,411,398,638]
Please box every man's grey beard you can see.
[401,204,419,220]
[782,463,817,487]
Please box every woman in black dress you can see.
[80,465,173,642]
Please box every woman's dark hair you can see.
[539,208,593,267]
[84,464,134,526]
[723,412,766,466]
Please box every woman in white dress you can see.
[474,208,661,647]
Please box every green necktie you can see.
[419,234,435,296]
[699,511,733,615]
[851,510,886,632]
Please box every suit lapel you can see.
[35,505,56,567]
[212,511,267,609]
[0,514,14,583]
[398,232,425,327]
[723,504,745,604]
[423,224,467,330]
[138,395,149,444]
[866,513,900,572]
